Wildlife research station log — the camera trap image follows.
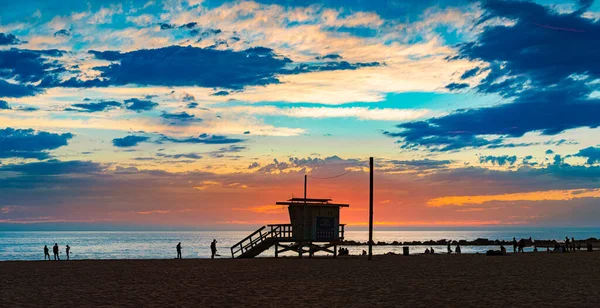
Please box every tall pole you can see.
[303,174,308,257]
[368,157,374,260]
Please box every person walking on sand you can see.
[512,237,517,254]
[518,239,525,254]
[44,245,51,260]
[53,243,60,260]
[455,244,461,254]
[572,237,576,252]
[210,239,218,259]
[447,243,452,254]
[565,237,571,252]
[65,245,71,260]
[176,242,182,259]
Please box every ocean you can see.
[1,228,599,261]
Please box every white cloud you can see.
[220,106,431,121]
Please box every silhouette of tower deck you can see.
[230,198,349,258]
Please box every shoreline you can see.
[1,249,594,263]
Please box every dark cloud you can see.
[0,33,21,45]
[88,50,122,61]
[53,29,71,37]
[15,106,39,112]
[209,145,247,158]
[88,45,291,89]
[182,93,195,101]
[112,135,150,148]
[124,98,158,112]
[211,90,229,96]
[574,146,600,164]
[316,53,342,60]
[384,128,502,152]
[69,100,121,112]
[159,23,175,30]
[390,159,451,167]
[485,142,538,149]
[460,67,480,79]
[386,1,600,152]
[180,22,198,29]
[479,155,517,166]
[0,100,11,110]
[160,133,243,144]
[84,45,381,90]
[0,79,41,98]
[445,82,469,91]
[258,155,361,173]
[186,102,198,108]
[522,155,537,166]
[156,152,203,159]
[289,61,381,74]
[0,48,67,84]
[160,111,201,125]
[0,160,102,175]
[382,159,452,172]
[0,127,73,160]
[196,28,222,41]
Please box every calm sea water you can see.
[1,229,598,261]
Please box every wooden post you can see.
[369,157,374,261]
[275,243,278,258]
[333,245,337,258]
[301,174,307,258]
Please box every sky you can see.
[1,0,600,230]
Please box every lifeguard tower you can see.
[230,198,349,258]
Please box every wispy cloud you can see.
[428,188,600,207]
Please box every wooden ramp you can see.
[230,224,345,258]
[230,225,292,258]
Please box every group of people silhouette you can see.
[42,240,219,260]
[174,239,219,259]
[43,243,70,260]
[446,243,462,254]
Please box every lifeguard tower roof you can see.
[276,198,349,207]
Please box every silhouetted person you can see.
[500,245,506,255]
[533,245,538,253]
[512,237,517,254]
[210,239,217,259]
[518,239,525,253]
[565,237,570,251]
[430,247,435,254]
[44,245,51,260]
[176,242,182,259]
[572,237,576,252]
[455,245,461,254]
[425,248,430,254]
[447,243,452,254]
[53,243,60,260]
[66,245,70,260]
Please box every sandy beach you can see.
[2,252,600,307]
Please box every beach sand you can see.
[1,253,599,307]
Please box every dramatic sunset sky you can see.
[1,0,600,230]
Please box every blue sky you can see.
[1,0,600,230]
